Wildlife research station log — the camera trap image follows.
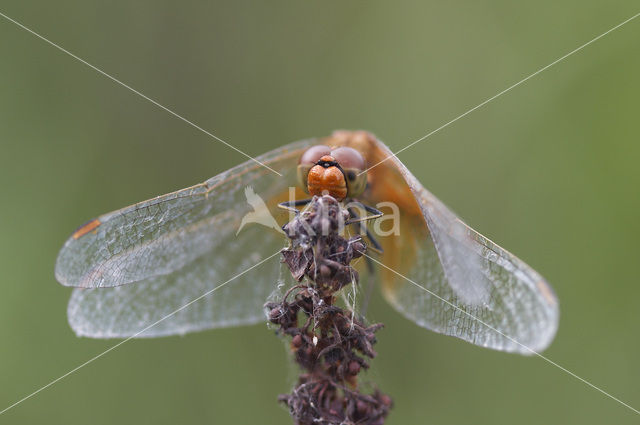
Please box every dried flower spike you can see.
[267,195,392,425]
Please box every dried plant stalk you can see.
[266,195,392,425]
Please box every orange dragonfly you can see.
[55,130,558,353]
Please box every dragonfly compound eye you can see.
[297,145,332,193]
[331,146,367,198]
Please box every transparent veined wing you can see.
[325,131,559,354]
[57,130,559,348]
[56,140,310,289]
[67,224,284,338]
[57,139,314,337]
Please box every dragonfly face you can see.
[297,145,368,200]
[55,130,558,354]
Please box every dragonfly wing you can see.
[67,223,286,337]
[389,183,559,354]
[59,139,314,338]
[325,131,559,354]
[55,140,312,288]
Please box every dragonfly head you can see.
[298,145,367,200]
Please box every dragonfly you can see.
[55,130,558,354]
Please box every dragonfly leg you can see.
[345,201,385,317]
[345,202,383,226]
[346,201,383,254]
[277,198,313,215]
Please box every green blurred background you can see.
[1,1,639,424]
